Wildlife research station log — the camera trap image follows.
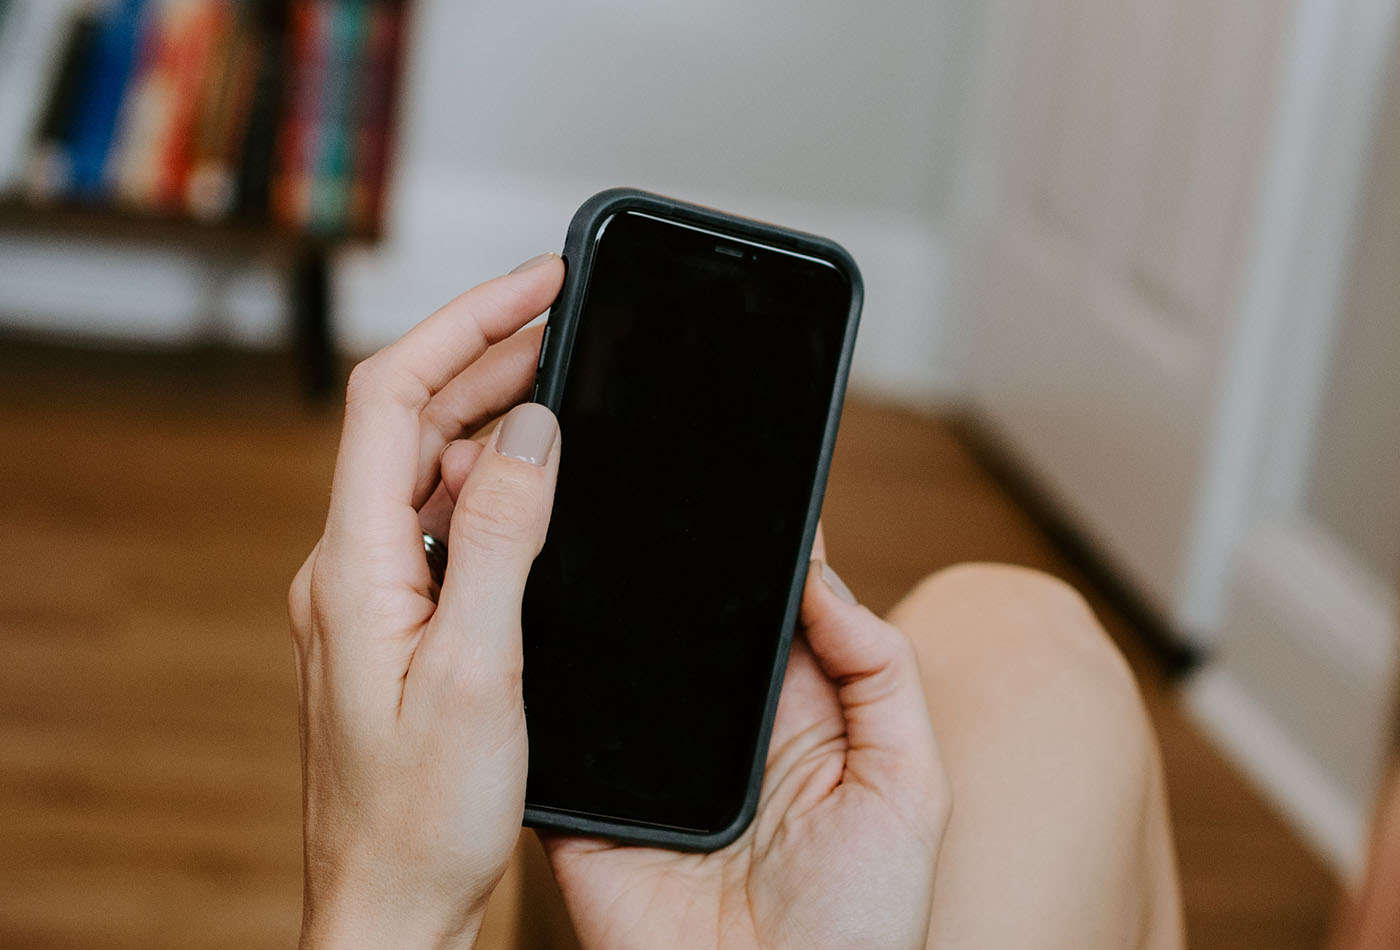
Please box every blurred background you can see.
[0,0,1397,946]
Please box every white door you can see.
[953,0,1400,874]
[952,0,1393,642]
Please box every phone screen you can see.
[522,210,852,833]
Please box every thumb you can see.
[801,560,941,790]
[415,403,560,683]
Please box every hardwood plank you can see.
[0,342,1337,947]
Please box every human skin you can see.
[486,559,1189,949]
[536,526,951,949]
[289,253,567,949]
[290,250,950,949]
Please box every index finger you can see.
[325,254,564,557]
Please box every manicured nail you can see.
[813,559,857,604]
[510,252,558,274]
[497,403,557,465]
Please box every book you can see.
[109,0,190,208]
[108,0,166,207]
[307,0,369,232]
[348,0,401,234]
[0,0,80,194]
[68,0,147,198]
[19,0,406,237]
[25,6,103,202]
[271,0,327,227]
[232,0,290,215]
[186,0,261,219]
[151,0,226,207]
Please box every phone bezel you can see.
[525,188,864,851]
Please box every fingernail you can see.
[510,252,558,274]
[497,403,557,465]
[813,559,857,604]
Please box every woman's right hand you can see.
[289,253,565,949]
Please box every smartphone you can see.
[523,188,862,850]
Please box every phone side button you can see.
[537,324,551,371]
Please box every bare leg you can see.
[492,562,1184,948]
[887,564,1184,949]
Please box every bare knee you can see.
[890,564,1155,817]
[893,564,1174,944]
[891,562,1141,712]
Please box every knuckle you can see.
[307,562,335,613]
[461,661,525,707]
[344,356,382,408]
[419,396,459,443]
[288,578,311,640]
[860,608,921,671]
[885,620,922,670]
[861,645,907,701]
[345,352,430,413]
[437,645,525,711]
[287,548,318,644]
[458,474,543,550]
[306,563,349,635]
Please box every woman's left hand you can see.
[535,525,950,949]
[287,253,564,948]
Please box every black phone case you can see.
[525,187,864,851]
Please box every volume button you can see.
[537,324,552,371]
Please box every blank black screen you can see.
[522,211,851,833]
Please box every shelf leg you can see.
[291,245,335,399]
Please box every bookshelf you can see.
[0,0,411,397]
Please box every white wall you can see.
[946,0,1397,877]
[398,0,970,220]
[1306,49,1400,581]
[0,0,980,406]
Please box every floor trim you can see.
[1184,666,1369,882]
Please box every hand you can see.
[539,528,951,948]
[287,253,565,948]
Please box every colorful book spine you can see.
[68,0,146,198]
[150,0,226,208]
[23,0,405,236]
[25,8,102,201]
[348,0,402,234]
[233,0,290,215]
[271,0,326,227]
[186,0,260,219]
[0,0,78,193]
[108,0,177,208]
[307,0,369,233]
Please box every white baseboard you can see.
[1183,518,1398,881]
[1185,665,1371,880]
[0,233,288,347]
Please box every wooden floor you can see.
[0,343,1338,947]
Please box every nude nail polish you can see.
[497,403,557,465]
[814,559,858,604]
[510,252,558,274]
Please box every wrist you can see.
[300,886,484,950]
